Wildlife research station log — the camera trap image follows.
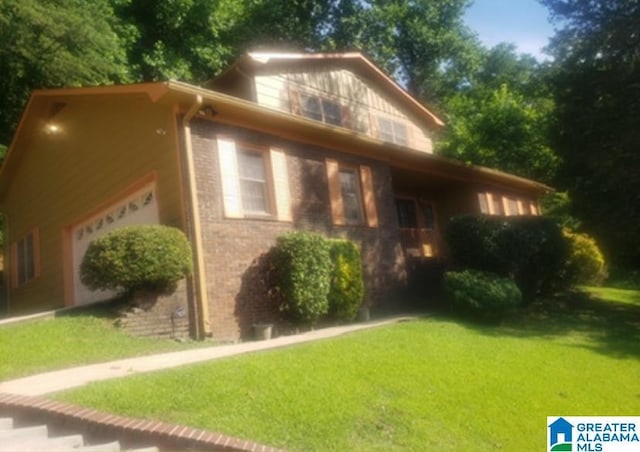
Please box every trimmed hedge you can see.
[274,232,332,324]
[328,239,364,321]
[81,225,192,294]
[444,270,522,316]
[446,215,569,300]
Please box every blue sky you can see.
[464,0,555,59]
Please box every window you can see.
[217,137,292,221]
[12,229,39,287]
[326,159,378,227]
[479,191,539,217]
[296,92,345,127]
[339,168,364,225]
[505,198,520,216]
[377,117,409,146]
[492,194,504,215]
[478,193,490,214]
[237,149,269,214]
[396,199,419,228]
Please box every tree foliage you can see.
[542,0,640,267]
[0,0,132,145]
[438,44,558,183]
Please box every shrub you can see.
[445,215,569,301]
[444,270,522,316]
[328,239,364,321]
[81,225,192,294]
[563,229,607,285]
[274,231,332,324]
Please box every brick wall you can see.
[113,280,191,339]
[190,120,407,341]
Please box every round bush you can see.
[444,270,522,317]
[328,239,364,321]
[274,231,331,324]
[81,225,193,294]
[563,229,607,285]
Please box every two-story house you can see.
[0,52,549,340]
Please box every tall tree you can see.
[0,0,131,147]
[438,44,558,184]
[542,0,640,267]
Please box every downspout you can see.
[182,96,211,338]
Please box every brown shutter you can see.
[216,137,243,219]
[326,159,345,225]
[341,105,352,129]
[289,89,301,115]
[360,165,379,228]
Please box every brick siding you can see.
[190,120,407,341]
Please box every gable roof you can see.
[207,51,445,128]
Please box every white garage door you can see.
[71,184,160,305]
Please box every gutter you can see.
[181,95,211,339]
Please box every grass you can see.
[581,285,640,306]
[54,288,640,451]
[0,308,209,380]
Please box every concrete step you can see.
[0,433,84,452]
[124,448,160,452]
[0,418,13,430]
[76,441,121,451]
[0,424,47,441]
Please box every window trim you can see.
[290,90,351,128]
[236,146,273,217]
[374,115,411,146]
[217,137,292,222]
[326,159,378,228]
[338,166,365,225]
[12,228,40,288]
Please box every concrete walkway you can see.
[1,316,417,396]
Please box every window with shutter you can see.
[326,159,378,228]
[217,138,291,221]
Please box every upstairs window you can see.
[291,91,350,127]
[12,229,40,288]
[376,116,409,146]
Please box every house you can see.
[0,52,549,340]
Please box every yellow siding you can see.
[2,97,185,314]
[254,68,434,153]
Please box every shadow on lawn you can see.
[437,290,640,360]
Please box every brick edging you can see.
[0,393,283,451]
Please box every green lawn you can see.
[54,289,640,451]
[0,310,209,380]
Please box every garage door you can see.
[71,184,160,305]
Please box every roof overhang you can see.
[0,80,550,201]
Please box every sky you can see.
[463,0,555,60]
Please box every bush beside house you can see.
[446,215,569,301]
[444,270,522,318]
[81,225,193,295]
[273,232,365,326]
